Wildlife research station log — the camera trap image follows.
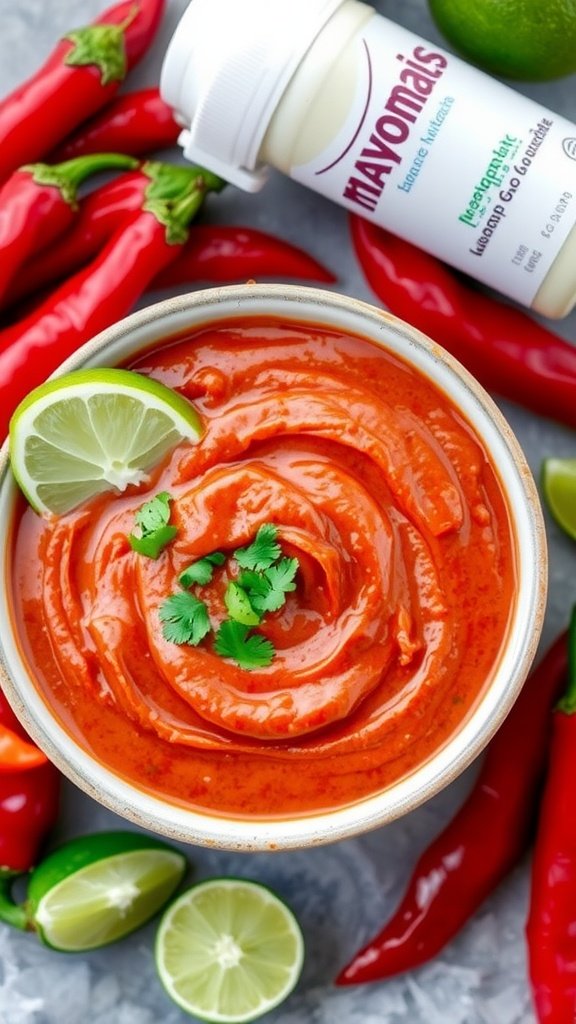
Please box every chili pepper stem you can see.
[22,152,138,206]
[556,607,576,714]
[143,165,224,244]
[0,873,30,931]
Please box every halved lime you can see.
[9,368,203,516]
[541,457,576,540]
[155,878,305,1023]
[27,831,187,952]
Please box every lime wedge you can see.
[541,457,576,540]
[8,368,203,516]
[155,878,305,1023]
[27,831,187,952]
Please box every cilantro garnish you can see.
[158,522,298,671]
[214,620,275,670]
[250,558,299,615]
[158,592,211,646]
[179,552,225,588]
[234,523,281,571]
[129,492,178,559]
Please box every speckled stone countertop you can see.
[0,2,575,1022]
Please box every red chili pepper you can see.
[153,225,337,288]
[350,216,576,431]
[51,88,181,162]
[6,213,337,314]
[0,0,165,183]
[3,165,164,310]
[336,626,569,984]
[527,609,576,1023]
[0,152,136,307]
[0,164,223,440]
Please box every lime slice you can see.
[155,878,305,1023]
[8,368,203,516]
[542,457,576,540]
[27,831,187,952]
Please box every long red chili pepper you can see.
[526,610,576,1023]
[0,0,165,183]
[3,165,165,310]
[153,225,336,288]
[336,626,569,984]
[0,152,136,307]
[51,88,181,162]
[0,165,223,440]
[5,211,336,312]
[350,216,576,431]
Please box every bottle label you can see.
[291,16,576,306]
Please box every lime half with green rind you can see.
[27,831,187,952]
[155,877,305,1023]
[9,368,203,517]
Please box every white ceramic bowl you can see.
[0,284,547,851]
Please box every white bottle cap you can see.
[160,0,346,191]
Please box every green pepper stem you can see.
[25,153,138,207]
[556,605,576,714]
[0,873,31,931]
[143,165,225,245]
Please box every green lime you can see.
[541,457,576,540]
[155,878,305,1023]
[9,368,203,517]
[27,831,187,952]
[428,0,576,80]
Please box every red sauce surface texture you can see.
[11,320,516,817]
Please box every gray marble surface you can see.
[0,1,575,1022]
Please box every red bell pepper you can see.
[0,0,165,183]
[0,690,47,771]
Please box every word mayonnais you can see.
[343,45,448,212]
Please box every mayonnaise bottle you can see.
[160,0,576,318]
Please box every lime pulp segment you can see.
[155,878,305,1023]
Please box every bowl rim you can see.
[0,282,548,851]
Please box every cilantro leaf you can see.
[234,523,281,572]
[158,592,211,646]
[265,557,299,593]
[240,557,300,615]
[179,552,225,588]
[214,620,275,670]
[237,570,270,596]
[129,492,177,559]
[224,582,261,625]
[135,492,172,533]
